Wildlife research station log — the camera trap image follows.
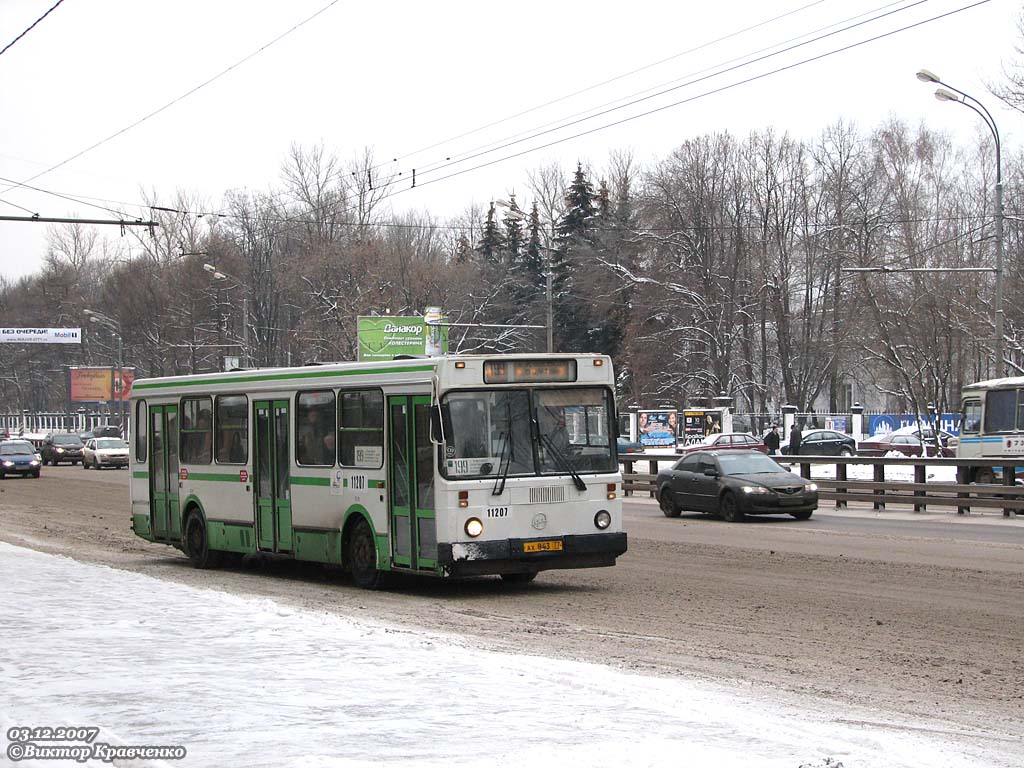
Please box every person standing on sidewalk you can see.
[764,425,781,455]
[788,422,803,456]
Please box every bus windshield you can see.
[441,387,615,479]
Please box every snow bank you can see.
[0,543,1015,768]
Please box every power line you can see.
[405,0,918,179]
[380,0,836,172]
[410,0,934,185]
[410,0,991,191]
[0,0,67,59]
[131,1,985,231]
[0,175,131,219]
[0,0,343,197]
[2,1,994,242]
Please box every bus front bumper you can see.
[438,532,628,577]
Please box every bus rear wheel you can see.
[347,516,386,590]
[184,511,223,569]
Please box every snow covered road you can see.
[1,542,1017,768]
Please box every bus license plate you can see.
[524,540,563,553]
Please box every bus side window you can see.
[215,395,248,464]
[962,400,982,433]
[984,390,1016,433]
[181,397,213,464]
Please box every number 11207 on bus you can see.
[128,354,627,588]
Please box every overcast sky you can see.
[0,0,1019,281]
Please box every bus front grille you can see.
[529,485,566,504]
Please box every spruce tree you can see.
[475,202,505,263]
[552,163,599,352]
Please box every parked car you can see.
[82,437,129,469]
[681,432,767,454]
[857,432,954,457]
[41,433,85,465]
[887,425,957,449]
[781,429,857,456]
[0,439,42,478]
[616,437,644,455]
[656,450,817,522]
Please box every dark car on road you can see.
[0,439,42,478]
[781,429,857,456]
[857,432,954,458]
[656,450,817,522]
[41,433,85,465]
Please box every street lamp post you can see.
[494,199,554,353]
[84,310,125,435]
[916,69,1005,377]
[203,263,250,368]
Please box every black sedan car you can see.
[781,429,857,456]
[656,450,817,522]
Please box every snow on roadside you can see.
[0,542,1016,768]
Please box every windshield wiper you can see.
[541,434,587,491]
[492,429,511,496]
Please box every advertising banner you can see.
[356,316,448,361]
[682,411,706,445]
[868,413,960,436]
[638,409,678,447]
[68,367,135,403]
[0,327,81,344]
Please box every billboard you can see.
[356,316,449,361]
[638,409,678,447]
[0,327,81,344]
[868,413,960,436]
[68,367,135,403]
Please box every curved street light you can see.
[203,263,250,368]
[916,68,1005,377]
[83,310,126,434]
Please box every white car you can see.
[83,437,129,469]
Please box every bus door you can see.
[149,404,180,542]
[387,395,436,570]
[254,399,293,553]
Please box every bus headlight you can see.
[594,510,612,530]
[464,518,484,537]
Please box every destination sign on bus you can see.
[483,359,577,384]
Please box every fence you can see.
[620,453,1023,517]
[0,411,123,436]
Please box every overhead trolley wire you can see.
[408,0,936,186]
[379,0,835,172]
[407,0,991,191]
[408,0,920,179]
[0,0,343,199]
[0,0,67,59]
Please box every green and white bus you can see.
[128,354,627,587]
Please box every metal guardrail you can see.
[620,453,1023,517]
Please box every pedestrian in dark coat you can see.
[788,423,803,455]
[764,425,781,455]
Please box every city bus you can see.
[127,354,627,588]
[956,376,1024,483]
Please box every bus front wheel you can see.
[184,511,223,569]
[347,517,386,590]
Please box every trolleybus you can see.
[128,354,627,588]
[956,376,1024,483]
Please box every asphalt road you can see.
[2,464,1022,759]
